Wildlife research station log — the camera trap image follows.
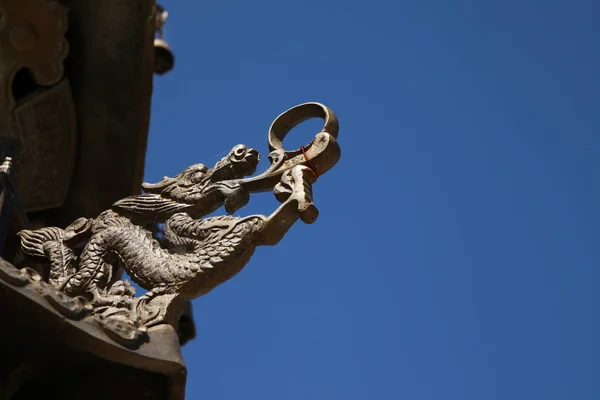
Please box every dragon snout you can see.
[231,145,259,162]
[245,148,260,164]
[219,145,260,179]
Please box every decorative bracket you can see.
[13,103,341,346]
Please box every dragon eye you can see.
[234,147,246,157]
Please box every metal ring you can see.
[268,102,339,152]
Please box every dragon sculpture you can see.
[16,102,341,341]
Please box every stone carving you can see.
[0,0,69,110]
[0,258,149,348]
[14,102,341,344]
[15,79,77,211]
[95,313,149,348]
[0,0,76,213]
[0,257,31,286]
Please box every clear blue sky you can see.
[145,1,599,399]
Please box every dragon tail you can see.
[17,227,78,286]
[17,227,66,260]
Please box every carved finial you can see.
[13,103,341,346]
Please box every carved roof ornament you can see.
[10,102,341,348]
[0,0,69,110]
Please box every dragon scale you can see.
[67,213,266,300]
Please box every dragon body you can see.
[14,103,341,327]
[19,144,260,291]
[15,101,339,339]
[18,162,316,327]
[68,212,265,300]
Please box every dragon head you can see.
[211,144,260,181]
[129,145,260,220]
